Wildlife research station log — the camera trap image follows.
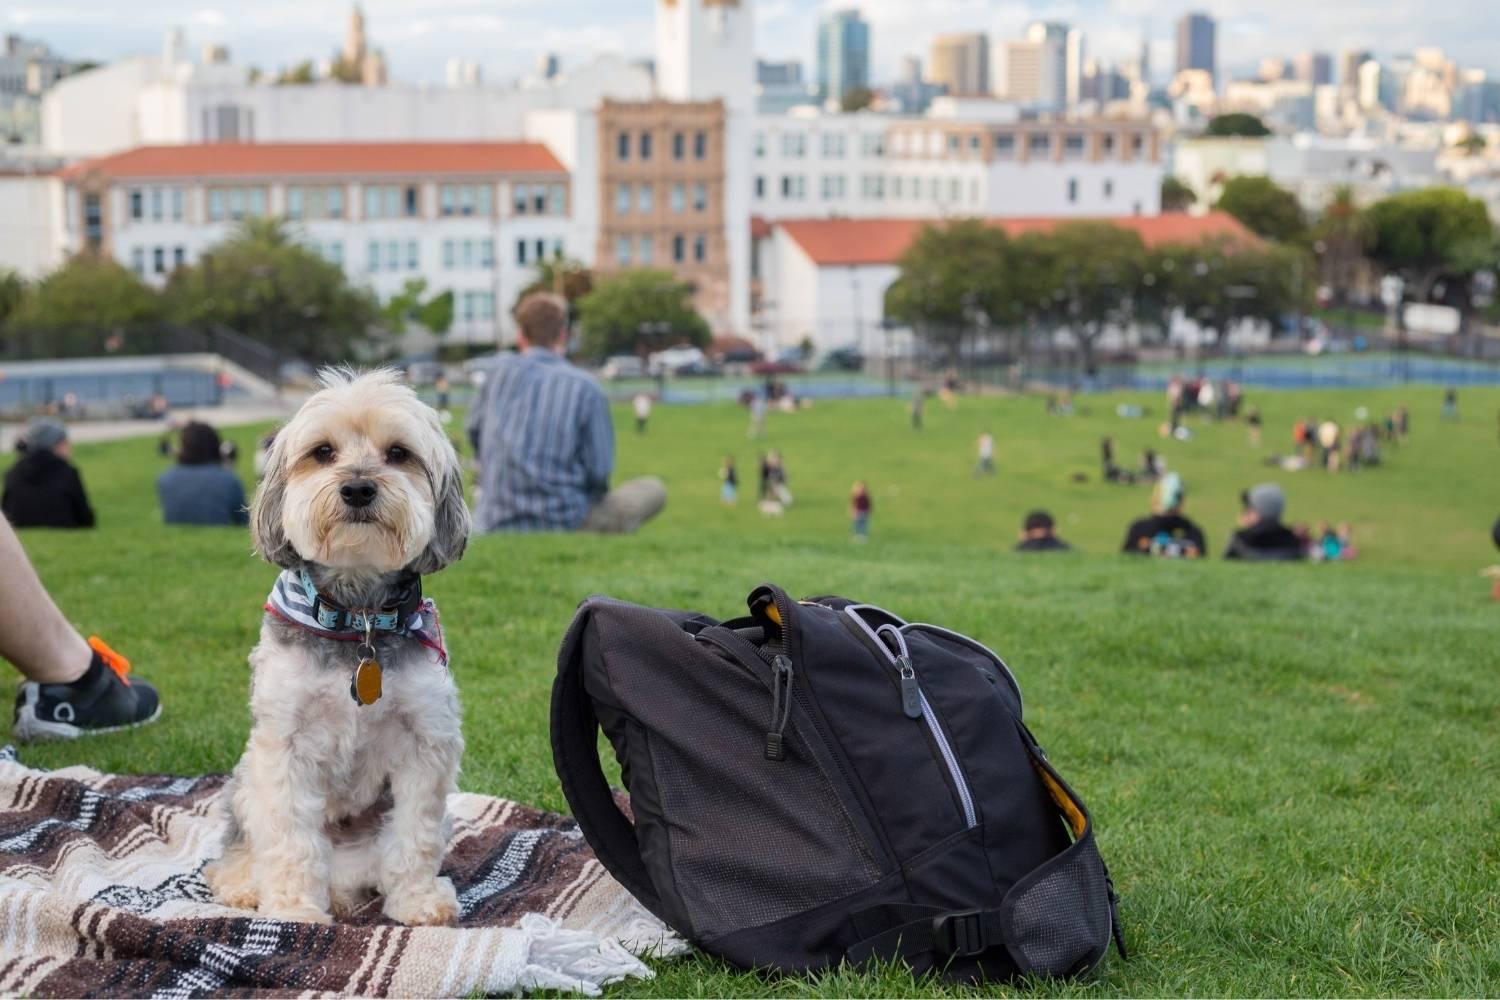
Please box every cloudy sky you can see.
[8,0,1495,86]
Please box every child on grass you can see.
[719,455,738,506]
[850,481,872,542]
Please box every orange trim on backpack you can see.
[1032,758,1088,839]
[87,636,132,686]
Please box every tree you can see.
[1215,175,1306,244]
[884,220,1016,363]
[1135,243,1206,342]
[1205,113,1271,137]
[1312,185,1369,314]
[161,218,380,363]
[1161,175,1197,213]
[840,87,875,113]
[1364,187,1495,302]
[381,278,454,345]
[1037,223,1146,369]
[574,269,710,359]
[275,60,316,85]
[4,256,159,358]
[515,257,594,311]
[1456,133,1487,156]
[0,269,23,332]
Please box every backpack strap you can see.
[551,601,665,921]
[847,903,1011,966]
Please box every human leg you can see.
[0,515,91,684]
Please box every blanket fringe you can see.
[511,913,655,997]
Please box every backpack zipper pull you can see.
[765,654,794,761]
[897,655,923,720]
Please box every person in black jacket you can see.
[1015,510,1072,552]
[1224,483,1305,561]
[2,418,95,530]
[1121,472,1206,558]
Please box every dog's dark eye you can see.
[311,444,335,464]
[386,445,409,464]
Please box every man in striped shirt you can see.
[466,292,666,533]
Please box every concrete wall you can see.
[0,175,62,278]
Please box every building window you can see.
[327,241,343,266]
[287,186,304,219]
[364,185,381,219]
[692,182,707,211]
[969,134,981,154]
[671,183,686,213]
[640,132,653,160]
[478,185,494,216]
[228,189,246,220]
[150,189,163,222]
[130,247,144,275]
[549,184,566,215]
[516,240,528,265]
[781,175,792,198]
[441,186,455,216]
[1065,134,1085,159]
[532,187,545,214]
[639,183,654,213]
[1133,201,1142,216]
[249,188,266,217]
[948,178,961,202]
[755,175,765,199]
[822,132,845,158]
[1104,179,1114,199]
[1067,178,1078,203]
[994,134,1015,158]
[1131,134,1146,157]
[892,176,903,198]
[129,190,143,221]
[207,190,224,221]
[1028,134,1051,156]
[480,238,494,269]
[386,241,400,271]
[1102,134,1117,157]
[616,183,631,215]
[83,193,102,247]
[639,235,653,264]
[442,240,455,270]
[781,132,804,158]
[461,239,474,269]
[406,240,419,270]
[672,235,685,263]
[552,238,564,258]
[693,235,706,262]
[535,238,546,262]
[694,131,708,159]
[173,246,185,269]
[367,241,380,272]
[754,131,766,157]
[673,132,685,160]
[327,186,344,218]
[513,184,529,215]
[617,132,630,161]
[171,189,184,222]
[948,134,962,153]
[616,236,631,267]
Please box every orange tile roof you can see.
[58,142,566,180]
[777,212,1261,266]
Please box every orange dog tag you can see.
[351,658,383,706]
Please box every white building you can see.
[54,142,572,347]
[751,109,1163,222]
[757,212,1258,354]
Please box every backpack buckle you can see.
[931,909,987,958]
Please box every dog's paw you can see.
[330,884,376,919]
[203,860,260,910]
[382,876,459,926]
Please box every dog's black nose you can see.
[340,479,378,508]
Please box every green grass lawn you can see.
[4,386,1500,997]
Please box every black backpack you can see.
[551,583,1125,982]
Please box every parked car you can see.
[601,355,646,379]
[647,347,709,376]
[817,347,865,372]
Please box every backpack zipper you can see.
[873,623,978,829]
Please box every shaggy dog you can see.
[205,369,470,925]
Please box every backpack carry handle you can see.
[551,604,666,921]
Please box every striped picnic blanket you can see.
[0,748,682,997]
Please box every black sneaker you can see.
[13,637,161,742]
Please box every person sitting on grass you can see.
[2,418,94,530]
[1014,510,1072,552]
[719,455,738,506]
[1121,472,1205,558]
[1224,483,1306,562]
[156,422,248,527]
[466,292,666,534]
[1,514,161,741]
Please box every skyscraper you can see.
[1339,49,1372,89]
[1024,21,1069,110]
[1175,12,1215,83]
[929,33,989,96]
[817,9,871,106]
[1294,51,1332,86]
[1064,28,1086,108]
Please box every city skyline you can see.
[7,0,1499,89]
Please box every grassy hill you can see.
[4,385,1498,996]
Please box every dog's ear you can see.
[409,437,470,576]
[250,432,299,568]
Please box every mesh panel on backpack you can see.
[1002,836,1112,977]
